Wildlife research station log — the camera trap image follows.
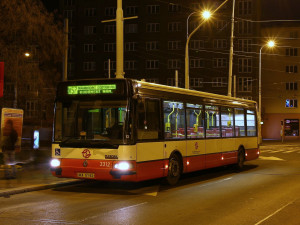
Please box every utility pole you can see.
[63,18,68,81]
[102,0,137,79]
[227,0,235,96]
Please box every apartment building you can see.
[61,0,260,99]
[261,24,300,140]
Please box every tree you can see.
[0,0,64,127]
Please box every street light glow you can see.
[267,40,275,48]
[202,10,211,20]
[24,52,31,57]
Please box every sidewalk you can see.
[0,147,80,197]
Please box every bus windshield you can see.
[54,100,128,146]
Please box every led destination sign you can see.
[67,84,117,95]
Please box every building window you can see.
[168,22,182,32]
[212,77,227,87]
[125,60,137,70]
[104,60,116,71]
[190,40,204,50]
[286,65,298,73]
[286,99,298,108]
[68,45,75,59]
[104,25,116,34]
[125,42,137,51]
[125,6,138,16]
[104,43,116,52]
[146,23,160,32]
[125,24,138,33]
[68,27,75,40]
[214,20,227,30]
[83,62,96,71]
[286,82,298,90]
[213,39,227,49]
[147,5,160,14]
[167,78,182,87]
[238,0,252,15]
[168,59,181,69]
[290,31,298,38]
[146,60,159,69]
[238,39,252,52]
[64,0,74,6]
[190,78,203,88]
[238,77,252,92]
[191,3,201,10]
[190,59,204,68]
[213,58,228,68]
[84,44,96,53]
[286,48,298,56]
[85,8,96,17]
[238,58,252,73]
[105,7,116,16]
[168,4,181,12]
[146,41,159,51]
[238,21,252,34]
[67,63,75,75]
[190,21,203,31]
[168,41,181,50]
[25,100,38,118]
[84,26,96,35]
[146,79,159,83]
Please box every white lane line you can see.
[259,156,284,161]
[79,202,148,223]
[254,201,294,225]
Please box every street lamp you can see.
[24,52,31,57]
[185,0,229,89]
[185,9,211,89]
[258,40,276,143]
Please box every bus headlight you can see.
[50,159,61,167]
[113,162,132,170]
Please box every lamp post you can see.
[185,10,211,89]
[258,40,275,143]
[186,11,198,40]
[185,0,229,89]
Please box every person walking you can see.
[2,119,18,179]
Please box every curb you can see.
[0,179,82,198]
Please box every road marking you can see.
[259,156,284,161]
[128,185,160,197]
[254,201,294,225]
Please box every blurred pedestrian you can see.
[2,119,18,179]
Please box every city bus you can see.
[50,78,259,185]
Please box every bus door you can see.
[136,98,164,180]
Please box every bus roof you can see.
[134,80,257,109]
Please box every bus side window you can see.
[234,108,246,137]
[137,98,160,140]
[205,105,220,138]
[221,107,234,137]
[163,101,185,139]
[246,110,257,136]
[186,103,204,139]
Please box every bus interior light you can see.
[50,159,61,167]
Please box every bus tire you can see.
[166,153,182,185]
[236,147,245,170]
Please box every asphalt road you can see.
[1,143,300,225]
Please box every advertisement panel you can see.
[1,108,24,152]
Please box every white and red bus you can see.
[50,79,259,185]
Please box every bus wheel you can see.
[236,148,245,170]
[166,153,182,185]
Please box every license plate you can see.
[77,173,95,178]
